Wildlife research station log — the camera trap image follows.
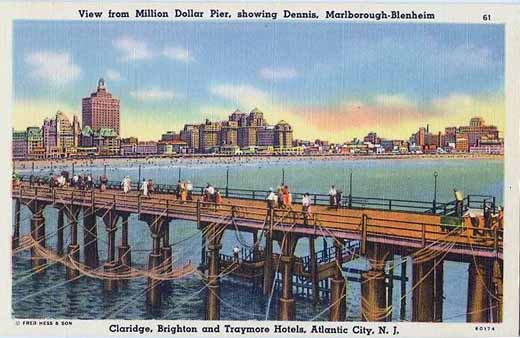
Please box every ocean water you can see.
[11,158,503,321]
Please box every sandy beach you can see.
[13,153,503,171]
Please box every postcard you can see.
[0,1,519,337]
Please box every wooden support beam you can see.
[387,260,394,321]
[103,211,119,292]
[30,207,46,273]
[278,233,299,321]
[400,256,407,321]
[57,208,64,255]
[433,258,444,322]
[361,243,390,322]
[412,260,435,322]
[263,209,274,296]
[204,219,225,320]
[309,236,319,305]
[83,208,99,269]
[65,206,81,281]
[12,198,21,249]
[329,239,346,321]
[161,219,172,274]
[118,213,131,272]
[467,258,491,323]
[491,259,503,322]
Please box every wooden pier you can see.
[11,177,503,322]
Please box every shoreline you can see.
[13,153,503,171]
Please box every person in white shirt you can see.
[329,185,337,207]
[207,184,215,202]
[186,180,193,200]
[122,176,131,194]
[233,246,240,262]
[141,178,148,197]
[266,188,277,208]
[302,193,312,223]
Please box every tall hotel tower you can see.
[82,78,120,135]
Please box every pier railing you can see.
[18,175,496,216]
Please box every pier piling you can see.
[412,260,435,322]
[140,214,167,307]
[118,213,131,272]
[467,258,491,322]
[83,207,99,268]
[329,239,346,321]
[30,205,47,273]
[65,207,81,280]
[361,243,390,321]
[433,258,444,322]
[161,219,172,274]
[204,221,225,320]
[12,198,21,249]
[262,209,274,296]
[103,212,119,291]
[57,208,64,255]
[278,233,299,320]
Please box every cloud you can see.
[129,88,177,101]
[374,94,414,108]
[106,69,121,81]
[210,84,270,107]
[162,47,193,63]
[25,51,81,86]
[113,37,153,61]
[259,67,298,80]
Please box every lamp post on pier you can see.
[138,164,142,190]
[433,171,438,214]
[225,167,229,197]
[348,170,353,208]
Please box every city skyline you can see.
[13,21,505,142]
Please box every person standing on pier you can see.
[302,193,312,223]
[336,190,342,209]
[175,180,182,199]
[282,185,292,208]
[148,179,155,197]
[86,174,93,190]
[186,180,193,200]
[141,178,149,197]
[277,185,284,208]
[329,185,337,208]
[207,183,215,203]
[122,176,131,194]
[266,188,277,209]
[99,174,108,191]
[215,189,223,209]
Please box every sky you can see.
[13,21,504,142]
